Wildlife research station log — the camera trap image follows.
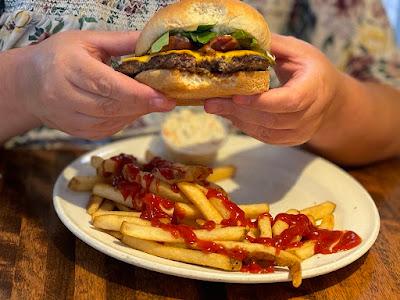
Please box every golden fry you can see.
[300,201,336,220]
[92,210,141,218]
[93,183,134,208]
[97,200,114,213]
[115,203,134,211]
[258,215,272,238]
[287,241,316,261]
[272,219,289,236]
[177,182,223,223]
[68,175,104,192]
[86,195,103,215]
[318,214,334,230]
[206,165,236,182]
[215,241,302,287]
[122,235,241,271]
[93,215,150,231]
[121,222,246,243]
[104,230,123,240]
[240,203,269,219]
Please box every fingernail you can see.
[151,97,175,111]
[233,96,251,105]
[205,103,223,113]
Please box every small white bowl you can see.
[161,109,229,165]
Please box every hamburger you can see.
[116,0,275,105]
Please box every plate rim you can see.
[53,134,380,284]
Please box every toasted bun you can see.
[135,0,271,55]
[135,70,270,106]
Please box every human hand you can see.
[204,34,342,146]
[17,30,175,140]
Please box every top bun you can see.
[135,0,271,55]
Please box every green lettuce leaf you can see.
[150,31,169,54]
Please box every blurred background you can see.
[383,0,400,44]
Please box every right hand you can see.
[17,30,175,140]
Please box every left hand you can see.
[204,34,342,146]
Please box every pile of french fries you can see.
[68,152,346,287]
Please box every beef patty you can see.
[117,53,269,77]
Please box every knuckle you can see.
[96,76,113,98]
[98,98,122,116]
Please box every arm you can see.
[0,48,40,143]
[308,75,400,165]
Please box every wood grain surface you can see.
[0,147,399,300]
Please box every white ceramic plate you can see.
[53,135,380,284]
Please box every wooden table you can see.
[0,147,399,300]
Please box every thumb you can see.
[85,30,141,56]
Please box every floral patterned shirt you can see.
[1,0,399,148]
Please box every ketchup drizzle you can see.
[206,189,254,227]
[247,213,361,254]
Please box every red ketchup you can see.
[140,194,174,220]
[248,213,361,254]
[200,221,216,231]
[143,157,185,180]
[110,153,137,175]
[206,189,254,227]
[143,173,155,191]
[171,184,180,193]
[241,260,275,274]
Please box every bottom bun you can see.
[135,69,270,106]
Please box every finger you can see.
[65,81,147,117]
[224,116,303,146]
[271,34,312,59]
[66,57,175,116]
[84,30,140,56]
[205,99,307,129]
[230,85,312,113]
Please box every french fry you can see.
[115,203,133,211]
[93,183,134,208]
[239,204,269,219]
[272,220,289,236]
[258,215,272,238]
[86,195,103,215]
[215,241,302,287]
[122,235,241,271]
[97,200,114,213]
[206,165,236,182]
[92,211,141,218]
[91,156,103,168]
[318,214,334,230]
[121,222,246,243]
[154,180,190,203]
[195,219,223,228]
[300,201,336,220]
[69,175,105,192]
[103,158,117,174]
[93,215,151,231]
[194,183,209,194]
[175,201,269,221]
[306,214,316,226]
[104,230,123,240]
[209,197,230,219]
[174,202,202,220]
[287,241,316,261]
[177,182,223,223]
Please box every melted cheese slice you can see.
[121,50,266,63]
